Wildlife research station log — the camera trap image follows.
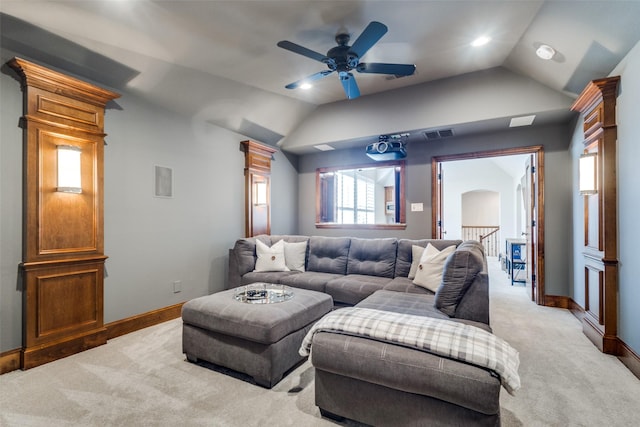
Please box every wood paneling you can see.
[241,140,277,237]
[571,76,620,355]
[9,57,119,370]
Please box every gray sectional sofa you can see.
[227,235,503,426]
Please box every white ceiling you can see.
[2,1,639,149]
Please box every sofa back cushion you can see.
[307,236,351,274]
[346,238,397,278]
[395,239,462,278]
[435,240,485,317]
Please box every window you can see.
[316,160,406,230]
[335,169,375,224]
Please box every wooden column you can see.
[9,58,120,369]
[571,76,619,354]
[241,140,277,237]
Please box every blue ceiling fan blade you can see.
[340,72,360,99]
[357,62,416,76]
[350,21,388,58]
[277,40,328,63]
[284,70,334,89]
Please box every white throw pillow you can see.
[412,244,456,292]
[408,245,425,279]
[284,240,307,272]
[254,239,289,272]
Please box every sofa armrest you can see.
[454,272,490,325]
[227,248,241,289]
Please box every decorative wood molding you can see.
[9,57,119,107]
[106,303,185,340]
[0,349,21,375]
[543,295,570,309]
[8,57,120,370]
[241,140,277,237]
[571,76,620,355]
[568,298,586,323]
[618,340,640,380]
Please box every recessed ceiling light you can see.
[536,44,555,60]
[471,36,491,47]
[313,144,335,151]
[509,115,536,127]
[300,83,312,90]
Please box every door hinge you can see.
[531,166,535,173]
[532,274,536,283]
[437,220,442,227]
[438,173,442,180]
[531,220,536,227]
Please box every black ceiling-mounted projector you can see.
[366,135,407,160]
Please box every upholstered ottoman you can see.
[182,286,333,388]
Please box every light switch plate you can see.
[411,203,424,212]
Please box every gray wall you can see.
[0,51,299,352]
[298,123,572,297]
[570,41,640,355]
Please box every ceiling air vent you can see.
[424,129,454,140]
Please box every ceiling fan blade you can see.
[357,62,416,76]
[277,40,328,63]
[284,70,334,89]
[339,72,360,99]
[350,21,388,58]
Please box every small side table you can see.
[505,239,526,286]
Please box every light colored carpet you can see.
[1,259,639,426]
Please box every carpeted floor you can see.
[1,258,639,426]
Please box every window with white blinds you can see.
[335,169,375,224]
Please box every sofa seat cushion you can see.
[182,288,333,345]
[346,237,397,278]
[310,331,501,415]
[241,271,300,286]
[383,277,433,294]
[279,271,342,293]
[325,275,393,305]
[356,290,448,320]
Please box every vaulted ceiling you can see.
[2,1,639,152]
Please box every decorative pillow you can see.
[254,239,289,272]
[412,244,456,292]
[435,243,485,316]
[407,245,425,279]
[284,240,307,272]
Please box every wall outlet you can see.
[173,280,182,293]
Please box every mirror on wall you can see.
[316,160,406,229]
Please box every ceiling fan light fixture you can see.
[299,83,313,90]
[536,44,555,60]
[471,36,491,47]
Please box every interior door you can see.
[524,155,537,302]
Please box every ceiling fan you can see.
[277,21,416,99]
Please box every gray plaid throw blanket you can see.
[300,307,521,395]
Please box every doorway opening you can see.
[431,146,545,305]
